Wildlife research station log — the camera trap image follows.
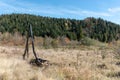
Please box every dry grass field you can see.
[0,43,120,80]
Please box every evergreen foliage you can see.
[0,14,120,42]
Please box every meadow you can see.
[0,33,120,80]
[0,45,120,80]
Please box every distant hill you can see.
[0,14,120,42]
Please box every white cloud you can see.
[108,7,120,13]
[0,1,18,12]
[105,7,120,24]
[0,0,120,24]
[0,1,11,8]
[82,10,111,17]
[50,8,111,18]
[0,0,112,17]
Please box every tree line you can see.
[0,14,120,42]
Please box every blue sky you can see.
[0,0,120,24]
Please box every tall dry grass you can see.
[0,32,120,80]
[0,55,54,80]
[0,44,120,80]
[0,32,25,46]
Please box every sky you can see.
[0,0,120,24]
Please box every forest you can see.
[0,14,120,43]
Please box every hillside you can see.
[1,14,120,80]
[0,14,120,42]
